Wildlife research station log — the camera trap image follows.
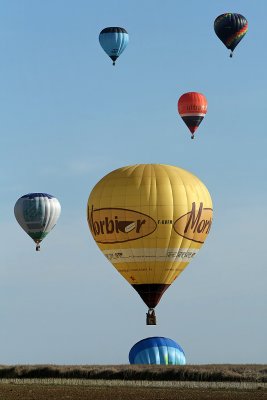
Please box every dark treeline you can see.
[0,365,266,382]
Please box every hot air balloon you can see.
[14,193,61,251]
[129,337,186,365]
[99,27,129,65]
[87,164,213,324]
[178,92,208,139]
[214,13,248,57]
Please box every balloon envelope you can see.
[214,13,248,56]
[14,193,61,250]
[178,92,207,138]
[129,337,186,365]
[99,27,129,65]
[87,164,213,318]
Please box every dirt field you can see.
[0,364,265,400]
[0,383,266,400]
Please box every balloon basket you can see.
[146,309,156,325]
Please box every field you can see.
[0,365,266,400]
[0,383,267,400]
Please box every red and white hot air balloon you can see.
[178,92,208,139]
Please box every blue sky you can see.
[0,0,266,364]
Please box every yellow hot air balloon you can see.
[87,164,213,324]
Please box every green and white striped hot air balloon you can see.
[14,193,61,251]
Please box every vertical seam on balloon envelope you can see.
[163,340,170,364]
[170,168,185,281]
[103,33,114,57]
[178,171,193,278]
[149,164,156,286]
[41,196,47,239]
[117,32,124,56]
[106,172,113,248]
[191,175,204,246]
[111,169,128,280]
[165,167,175,284]
[119,32,129,57]
[146,347,151,364]
[167,342,171,365]
[140,164,150,287]
[154,165,161,284]
[127,165,137,279]
[47,197,56,234]
[186,175,202,268]
[157,165,172,285]
[128,164,141,283]
[110,169,120,244]
[97,174,113,264]
[48,197,60,240]
[190,175,210,287]
[99,175,109,244]
[138,164,145,285]
[114,32,120,56]
[187,176,199,253]
[44,196,51,236]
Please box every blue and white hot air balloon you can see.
[129,337,186,365]
[99,27,129,65]
[14,193,61,251]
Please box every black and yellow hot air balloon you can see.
[87,164,213,324]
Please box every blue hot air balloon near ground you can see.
[99,27,129,65]
[14,193,61,251]
[129,337,186,365]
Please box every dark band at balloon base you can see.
[181,115,204,134]
[132,283,170,308]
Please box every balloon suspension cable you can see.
[36,243,41,251]
[146,308,157,325]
